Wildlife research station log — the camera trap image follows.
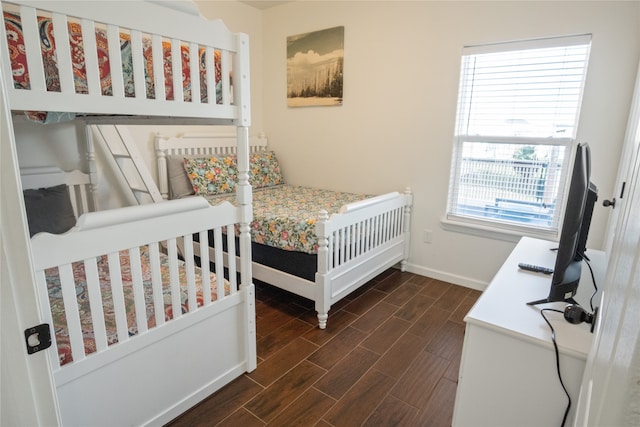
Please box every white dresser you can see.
[452,237,606,427]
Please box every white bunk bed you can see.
[1,1,255,425]
[155,134,413,329]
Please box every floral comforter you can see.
[46,246,226,366]
[211,185,371,254]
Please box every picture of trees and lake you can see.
[287,26,344,107]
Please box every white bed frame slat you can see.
[80,18,101,95]
[189,42,200,105]
[198,230,212,305]
[221,49,231,106]
[183,234,197,312]
[59,263,85,363]
[149,242,165,327]
[52,13,74,93]
[19,5,44,91]
[107,24,125,98]
[107,252,129,344]
[130,29,146,101]
[129,246,148,334]
[35,270,60,369]
[80,187,90,216]
[84,258,108,352]
[151,34,165,101]
[226,225,238,294]
[205,48,215,106]
[171,37,183,103]
[213,228,225,300]
[167,237,181,320]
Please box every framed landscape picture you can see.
[287,26,344,107]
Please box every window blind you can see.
[448,35,591,234]
[457,35,591,139]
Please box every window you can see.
[447,35,591,236]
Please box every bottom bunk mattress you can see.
[45,245,228,366]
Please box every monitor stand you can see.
[527,296,578,306]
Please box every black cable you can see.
[583,256,598,312]
[540,308,571,427]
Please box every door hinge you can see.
[24,324,52,354]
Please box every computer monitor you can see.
[528,142,595,306]
[576,182,598,261]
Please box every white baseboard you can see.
[404,262,488,292]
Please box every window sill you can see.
[440,216,558,243]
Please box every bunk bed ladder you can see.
[93,125,163,205]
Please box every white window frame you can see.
[445,34,591,240]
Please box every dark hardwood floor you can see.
[167,269,482,427]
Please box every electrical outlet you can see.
[423,229,432,243]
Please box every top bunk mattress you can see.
[210,185,371,254]
[0,1,249,124]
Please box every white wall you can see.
[258,1,640,288]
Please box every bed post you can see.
[85,125,99,211]
[155,133,170,200]
[401,187,413,272]
[234,33,251,129]
[234,28,257,372]
[315,209,330,329]
[233,31,256,369]
[236,125,256,371]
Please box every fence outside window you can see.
[455,156,563,227]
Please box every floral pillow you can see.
[183,150,284,196]
[249,151,284,189]
[183,155,238,195]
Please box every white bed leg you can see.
[315,210,331,329]
[402,187,413,271]
[317,312,328,329]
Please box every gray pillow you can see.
[167,154,195,199]
[23,184,76,237]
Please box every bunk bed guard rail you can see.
[0,0,250,125]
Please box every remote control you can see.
[518,263,554,275]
